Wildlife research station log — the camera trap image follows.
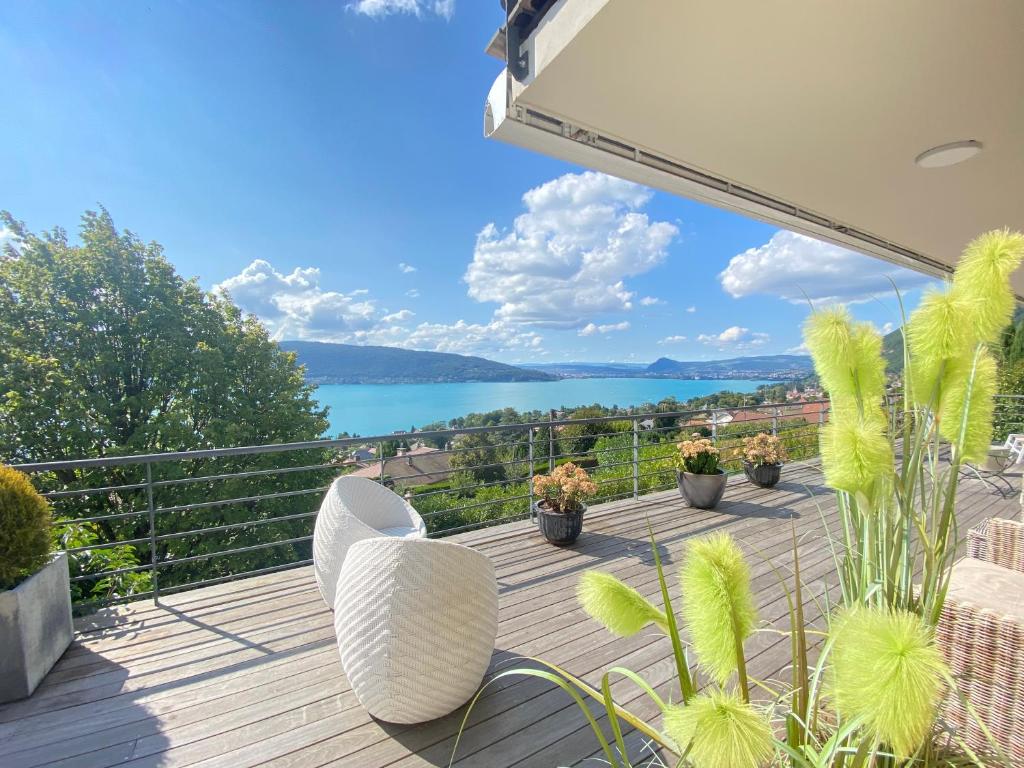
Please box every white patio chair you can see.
[333,537,498,724]
[313,476,426,609]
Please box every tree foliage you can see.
[0,209,332,603]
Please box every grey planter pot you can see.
[743,460,782,488]
[534,501,585,546]
[0,552,73,703]
[676,470,727,509]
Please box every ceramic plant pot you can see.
[676,469,727,509]
[743,460,782,488]
[534,501,585,546]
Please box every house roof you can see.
[485,0,1024,297]
[348,446,452,488]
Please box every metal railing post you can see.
[378,442,385,483]
[632,418,639,500]
[146,462,159,604]
[771,409,779,436]
[548,409,555,472]
[711,410,719,445]
[528,427,536,522]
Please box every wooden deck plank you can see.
[0,466,1018,768]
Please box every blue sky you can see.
[0,0,937,363]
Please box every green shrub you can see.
[0,465,52,590]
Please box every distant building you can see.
[348,445,452,488]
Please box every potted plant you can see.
[532,462,597,546]
[674,436,726,509]
[0,465,73,703]
[741,433,788,488]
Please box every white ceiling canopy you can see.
[485,0,1024,297]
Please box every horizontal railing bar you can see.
[408,474,530,499]
[70,562,152,583]
[155,535,313,567]
[429,513,532,537]
[153,511,319,542]
[11,399,834,471]
[154,486,329,515]
[419,492,532,519]
[64,535,152,554]
[152,462,342,488]
[43,481,149,499]
[53,508,149,526]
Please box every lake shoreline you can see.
[313,377,776,437]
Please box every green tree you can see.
[0,209,332,602]
[449,432,506,483]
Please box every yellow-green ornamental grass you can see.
[452,231,1024,768]
[906,230,1024,456]
[818,418,892,497]
[830,606,948,757]
[577,570,669,636]
[680,534,757,686]
[663,692,774,768]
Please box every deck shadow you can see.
[0,644,171,766]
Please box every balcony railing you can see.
[10,395,1022,612]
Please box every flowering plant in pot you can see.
[674,436,726,509]
[0,465,73,703]
[741,432,787,488]
[532,462,597,546]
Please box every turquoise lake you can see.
[313,378,773,437]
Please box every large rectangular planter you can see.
[0,552,73,703]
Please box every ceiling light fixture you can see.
[914,140,983,168]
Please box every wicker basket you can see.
[937,518,1024,765]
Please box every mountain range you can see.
[527,355,814,380]
[280,341,557,384]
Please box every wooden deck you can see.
[1,462,1020,768]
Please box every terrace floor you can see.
[2,462,1021,768]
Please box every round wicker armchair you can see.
[333,537,498,724]
[313,476,426,609]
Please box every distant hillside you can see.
[883,327,905,372]
[646,354,814,379]
[521,362,650,378]
[280,341,558,385]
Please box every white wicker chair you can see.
[333,537,498,724]
[313,476,426,609]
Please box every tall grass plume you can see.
[680,534,757,685]
[831,606,948,757]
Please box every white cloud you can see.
[785,342,810,355]
[578,321,631,337]
[879,321,895,335]
[382,309,414,323]
[465,171,678,329]
[686,306,697,313]
[215,260,379,339]
[405,288,420,298]
[659,335,688,344]
[216,259,542,357]
[357,319,543,357]
[398,262,417,273]
[720,230,936,304]
[639,296,664,306]
[350,0,453,19]
[697,326,770,350]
